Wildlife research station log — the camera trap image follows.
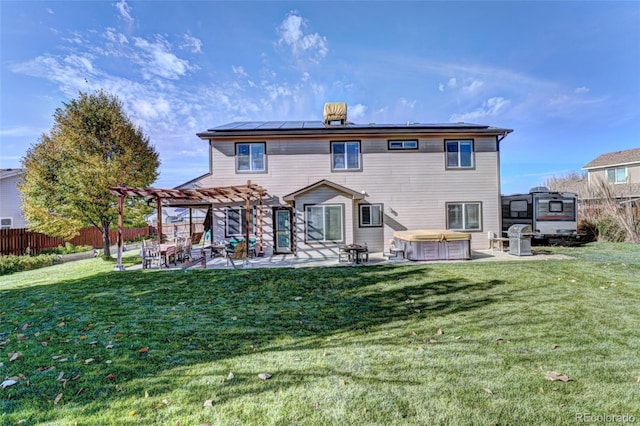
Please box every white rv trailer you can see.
[501,187,583,244]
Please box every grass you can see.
[1,243,639,425]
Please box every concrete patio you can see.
[125,247,572,271]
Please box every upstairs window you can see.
[388,140,418,150]
[446,140,474,168]
[606,167,627,183]
[331,141,361,171]
[236,143,266,172]
[359,204,383,227]
[0,218,12,230]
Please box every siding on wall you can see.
[185,134,502,253]
[0,174,27,229]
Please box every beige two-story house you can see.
[180,105,512,258]
[582,148,640,198]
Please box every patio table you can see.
[160,243,177,267]
[344,244,369,264]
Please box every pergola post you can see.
[156,195,162,242]
[114,183,125,271]
[245,180,251,260]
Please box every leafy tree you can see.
[20,90,160,257]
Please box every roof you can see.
[197,121,513,139]
[283,179,365,202]
[0,168,24,180]
[583,148,640,170]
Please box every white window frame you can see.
[359,204,383,227]
[331,141,361,171]
[446,202,482,231]
[0,217,12,230]
[606,167,627,184]
[445,139,474,169]
[305,204,344,242]
[236,142,266,173]
[225,207,254,237]
[388,140,418,150]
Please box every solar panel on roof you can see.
[258,121,287,129]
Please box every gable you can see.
[283,179,365,202]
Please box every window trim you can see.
[606,167,627,184]
[388,139,418,150]
[446,202,482,231]
[235,142,267,173]
[331,141,362,172]
[445,139,475,169]
[359,203,383,228]
[304,204,344,243]
[225,207,254,237]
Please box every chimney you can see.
[323,102,347,126]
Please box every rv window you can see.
[510,200,528,218]
[549,201,563,213]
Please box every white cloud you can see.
[450,96,511,122]
[0,126,46,137]
[399,98,416,109]
[447,77,457,88]
[47,8,54,15]
[232,65,249,77]
[349,104,367,120]
[104,28,128,45]
[181,34,202,54]
[114,0,133,23]
[574,86,590,94]
[133,36,194,80]
[438,83,444,92]
[463,79,483,93]
[277,12,328,62]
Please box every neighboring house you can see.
[582,147,640,199]
[0,168,27,229]
[145,207,206,224]
[179,104,513,257]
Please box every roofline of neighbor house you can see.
[0,168,25,180]
[582,159,640,170]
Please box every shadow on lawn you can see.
[1,263,508,421]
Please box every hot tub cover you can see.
[394,229,471,242]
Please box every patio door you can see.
[273,208,292,254]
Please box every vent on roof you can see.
[530,186,550,193]
[323,102,347,126]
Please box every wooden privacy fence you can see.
[0,226,150,256]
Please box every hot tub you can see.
[393,229,471,261]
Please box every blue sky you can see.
[1,1,639,194]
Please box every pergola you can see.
[109,180,268,270]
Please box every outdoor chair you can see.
[190,232,204,246]
[226,241,247,269]
[225,237,257,258]
[142,243,162,269]
[338,245,352,263]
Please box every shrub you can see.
[40,243,93,255]
[0,254,57,276]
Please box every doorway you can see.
[273,207,293,254]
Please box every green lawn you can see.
[1,243,639,425]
